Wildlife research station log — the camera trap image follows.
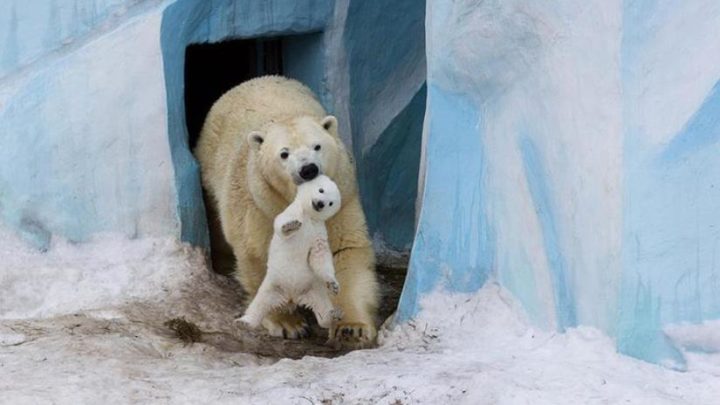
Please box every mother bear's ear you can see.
[321,115,338,136]
[247,131,264,151]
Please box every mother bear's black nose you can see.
[299,164,319,181]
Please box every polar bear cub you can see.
[239,174,343,330]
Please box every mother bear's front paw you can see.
[262,311,310,339]
[329,322,377,349]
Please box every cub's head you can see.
[247,115,342,199]
[296,174,342,222]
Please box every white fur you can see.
[239,175,343,329]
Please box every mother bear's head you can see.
[246,114,355,205]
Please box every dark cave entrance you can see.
[184,38,283,151]
[184,37,284,275]
[183,34,325,275]
[163,0,425,356]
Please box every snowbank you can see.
[1,228,718,404]
[0,227,205,320]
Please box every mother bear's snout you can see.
[299,163,319,181]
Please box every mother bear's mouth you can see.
[293,168,322,185]
[299,163,320,181]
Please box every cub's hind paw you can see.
[262,311,310,339]
[281,220,302,235]
[235,316,260,333]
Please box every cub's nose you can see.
[299,164,319,181]
[312,200,325,212]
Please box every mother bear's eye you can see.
[314,144,321,151]
[319,188,324,193]
[280,151,289,159]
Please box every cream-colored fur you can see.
[239,175,343,331]
[194,75,379,345]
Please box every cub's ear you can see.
[247,131,264,151]
[320,115,338,135]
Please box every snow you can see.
[1,229,719,404]
[0,227,203,320]
[665,321,720,354]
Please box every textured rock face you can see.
[0,1,178,249]
[399,0,720,366]
[0,0,424,253]
[7,0,718,368]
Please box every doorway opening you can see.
[184,37,282,275]
[184,38,283,151]
[184,35,321,275]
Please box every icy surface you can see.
[1,230,719,404]
[0,6,177,249]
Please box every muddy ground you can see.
[3,264,407,361]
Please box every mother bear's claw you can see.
[329,322,377,349]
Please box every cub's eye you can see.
[319,188,324,193]
[280,151,289,159]
[329,202,333,206]
[314,144,321,151]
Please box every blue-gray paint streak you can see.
[1,4,19,72]
[0,0,161,79]
[619,87,720,367]
[344,0,426,152]
[0,65,158,249]
[341,0,426,252]
[159,0,332,245]
[618,0,720,367]
[360,84,426,251]
[282,33,328,108]
[397,85,494,321]
[519,136,577,331]
[660,80,720,162]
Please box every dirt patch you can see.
[2,264,407,361]
[150,265,407,359]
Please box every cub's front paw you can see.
[281,220,302,235]
[235,315,260,329]
[326,279,340,295]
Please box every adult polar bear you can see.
[194,76,379,346]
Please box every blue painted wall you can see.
[617,1,720,366]
[159,0,333,246]
[0,0,157,79]
[0,0,179,250]
[398,85,492,319]
[3,0,718,371]
[360,84,425,252]
[399,0,720,367]
[0,0,425,258]
[341,0,426,252]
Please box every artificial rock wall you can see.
[399,0,720,368]
[0,0,425,255]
